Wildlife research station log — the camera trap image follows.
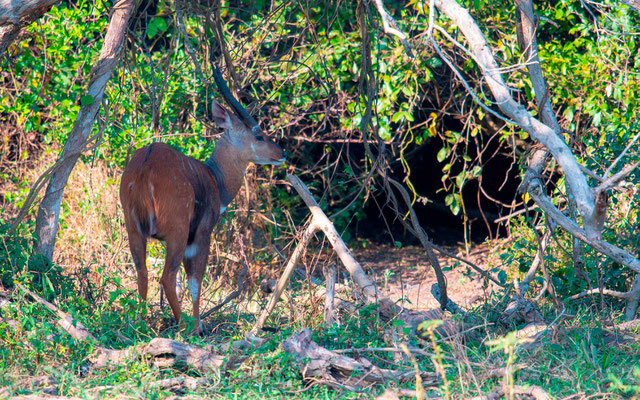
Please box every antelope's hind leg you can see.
[160,239,188,330]
[183,236,211,335]
[124,217,149,301]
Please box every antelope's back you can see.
[120,143,221,241]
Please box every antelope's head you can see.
[211,100,285,166]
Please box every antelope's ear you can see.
[211,100,233,130]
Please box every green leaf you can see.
[80,95,94,106]
[426,57,443,69]
[455,173,465,188]
[451,203,460,215]
[147,17,167,39]
[497,270,507,285]
[436,147,447,162]
[445,194,453,206]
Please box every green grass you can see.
[1,225,639,399]
[2,281,639,400]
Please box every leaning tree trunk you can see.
[35,0,135,261]
[0,0,63,56]
[429,0,640,318]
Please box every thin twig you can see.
[597,160,640,191]
[603,130,640,177]
[431,244,504,287]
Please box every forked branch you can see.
[432,0,595,225]
[251,174,463,336]
[370,0,415,57]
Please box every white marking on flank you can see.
[176,276,182,299]
[185,244,198,259]
[189,276,199,301]
[220,206,226,215]
[131,209,143,236]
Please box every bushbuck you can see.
[119,100,285,334]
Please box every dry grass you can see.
[1,150,139,305]
[0,150,300,326]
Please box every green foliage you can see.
[2,1,640,396]
[0,0,107,143]
[0,223,72,299]
[1,247,640,398]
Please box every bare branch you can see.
[619,0,640,13]
[431,243,504,287]
[17,283,96,342]
[251,219,319,335]
[34,0,136,260]
[597,160,640,191]
[433,0,596,228]
[528,185,640,275]
[568,274,640,320]
[0,0,63,56]
[323,263,337,326]
[370,0,414,57]
[200,260,248,321]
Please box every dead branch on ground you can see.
[282,328,440,392]
[18,283,96,341]
[15,283,251,373]
[469,384,551,400]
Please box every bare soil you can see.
[352,242,504,311]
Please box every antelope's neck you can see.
[205,136,249,207]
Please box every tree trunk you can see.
[34,0,136,261]
[0,0,62,56]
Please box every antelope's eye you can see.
[255,135,264,141]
